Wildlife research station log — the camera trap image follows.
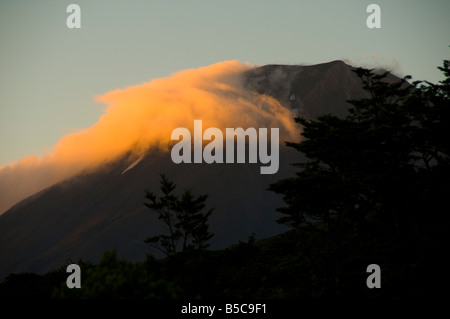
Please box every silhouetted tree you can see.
[144,174,179,255]
[269,59,450,296]
[144,174,214,255]
[270,61,450,234]
[52,250,181,299]
[176,190,213,251]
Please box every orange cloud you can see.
[0,60,299,214]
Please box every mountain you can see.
[244,60,368,117]
[0,60,392,280]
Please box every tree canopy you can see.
[269,59,450,297]
[144,174,214,256]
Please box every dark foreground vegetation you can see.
[1,58,449,299]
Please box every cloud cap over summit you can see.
[0,61,298,214]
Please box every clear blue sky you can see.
[1,0,449,165]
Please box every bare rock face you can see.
[244,60,366,118]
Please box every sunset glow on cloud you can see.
[0,61,298,214]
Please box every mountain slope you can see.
[244,60,367,118]
[0,60,386,280]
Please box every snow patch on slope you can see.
[121,155,144,175]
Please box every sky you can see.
[0,0,449,166]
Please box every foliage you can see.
[52,250,182,299]
[143,174,214,255]
[269,59,450,297]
